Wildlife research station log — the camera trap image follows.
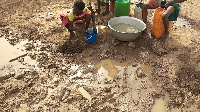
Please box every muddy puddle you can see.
[94,59,131,78]
[79,58,178,111]
[0,38,26,68]
[0,37,36,76]
[1,0,200,111]
[151,93,178,112]
[93,59,179,111]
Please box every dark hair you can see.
[74,1,85,10]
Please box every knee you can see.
[162,13,168,20]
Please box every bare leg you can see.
[142,4,157,33]
[142,4,157,24]
[162,6,175,41]
[83,14,92,30]
[65,24,75,39]
[95,0,101,14]
[102,2,109,16]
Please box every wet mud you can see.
[0,0,200,111]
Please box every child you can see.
[142,0,187,40]
[60,1,96,39]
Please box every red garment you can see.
[60,11,91,25]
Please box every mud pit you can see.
[0,0,200,112]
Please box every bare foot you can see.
[161,31,169,41]
[69,32,75,38]
[66,32,75,41]
[101,11,109,16]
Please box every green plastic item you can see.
[114,0,130,17]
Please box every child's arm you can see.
[91,14,96,30]
[68,21,85,32]
[85,14,91,30]
[84,14,96,31]
[164,0,186,9]
[168,0,187,4]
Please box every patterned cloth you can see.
[60,7,91,25]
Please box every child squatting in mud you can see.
[60,1,96,40]
[142,0,187,40]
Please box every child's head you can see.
[73,1,85,15]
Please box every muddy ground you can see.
[0,0,199,112]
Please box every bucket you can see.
[151,7,173,38]
[85,29,97,43]
[114,0,130,17]
[108,16,146,41]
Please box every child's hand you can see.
[93,26,97,31]
[164,2,170,9]
[160,4,165,8]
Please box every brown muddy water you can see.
[0,38,36,72]
[0,38,189,111]
[1,0,199,111]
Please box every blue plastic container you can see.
[85,29,97,43]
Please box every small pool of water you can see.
[112,23,141,33]
[0,38,36,73]
[94,59,131,78]
[80,57,181,111]
[0,38,26,68]
[151,93,178,112]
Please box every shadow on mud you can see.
[57,40,86,55]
